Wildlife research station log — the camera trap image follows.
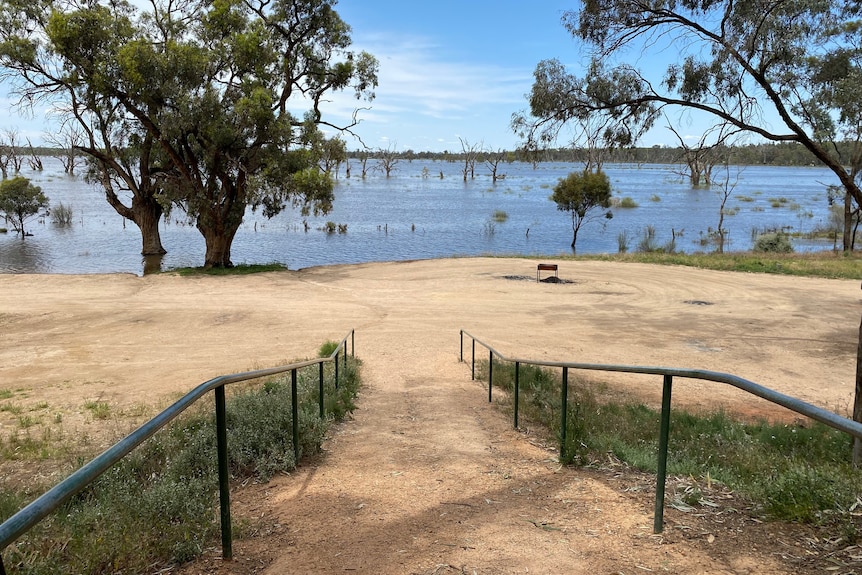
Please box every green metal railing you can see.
[460,329,862,534]
[0,330,355,574]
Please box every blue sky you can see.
[0,0,697,152]
[329,0,580,152]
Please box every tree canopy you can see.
[550,169,613,251]
[0,176,48,237]
[515,0,862,248]
[0,0,378,267]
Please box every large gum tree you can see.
[0,0,377,267]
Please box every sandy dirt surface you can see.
[1,257,860,574]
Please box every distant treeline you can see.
[349,141,855,168]
[12,141,855,169]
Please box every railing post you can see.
[560,367,568,460]
[318,362,325,419]
[334,351,340,389]
[514,361,520,429]
[343,346,347,369]
[471,339,476,380]
[654,374,673,534]
[214,385,232,561]
[488,350,494,402]
[291,369,299,465]
[460,331,463,363]
[351,330,355,357]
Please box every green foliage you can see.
[617,196,638,208]
[0,0,379,267]
[318,340,340,358]
[479,360,862,525]
[754,232,795,253]
[551,170,613,250]
[570,251,862,279]
[616,230,630,253]
[0,176,48,237]
[0,352,361,573]
[492,209,509,223]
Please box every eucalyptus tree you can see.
[550,169,613,252]
[0,0,172,255]
[518,0,862,250]
[0,0,378,267]
[0,175,48,237]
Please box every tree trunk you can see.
[853,292,862,465]
[844,192,853,253]
[200,219,241,268]
[103,180,167,256]
[134,196,167,256]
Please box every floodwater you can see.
[0,157,843,275]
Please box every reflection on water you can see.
[0,235,51,273]
[0,157,843,275]
[142,254,165,275]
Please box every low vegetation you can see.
[479,361,862,532]
[170,263,288,276]
[566,251,862,280]
[0,353,361,574]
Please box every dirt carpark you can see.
[0,258,860,574]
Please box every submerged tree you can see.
[0,0,378,267]
[550,170,613,252]
[0,176,49,237]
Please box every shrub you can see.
[492,210,509,223]
[51,203,73,226]
[753,232,794,253]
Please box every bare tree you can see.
[6,130,23,173]
[377,144,399,177]
[711,163,742,254]
[485,148,508,183]
[666,120,737,186]
[25,139,42,170]
[44,124,84,175]
[458,138,482,182]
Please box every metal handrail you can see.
[0,329,355,573]
[460,329,862,533]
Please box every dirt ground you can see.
[1,257,861,574]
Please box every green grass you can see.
[559,251,862,280]
[479,361,862,528]
[617,196,639,208]
[169,263,288,276]
[492,209,509,223]
[0,353,361,574]
[84,400,111,420]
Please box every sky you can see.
[0,0,700,152]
